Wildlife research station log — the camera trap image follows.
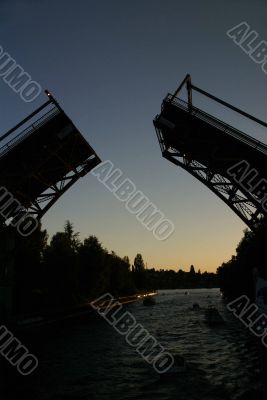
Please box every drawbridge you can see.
[154,75,267,231]
[0,91,101,321]
[0,91,101,222]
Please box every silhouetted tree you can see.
[217,218,267,300]
[78,235,108,297]
[133,253,146,289]
[190,265,196,274]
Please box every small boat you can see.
[205,306,224,325]
[143,296,156,306]
[192,303,200,310]
[184,291,189,295]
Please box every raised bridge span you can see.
[154,75,267,231]
[0,91,101,322]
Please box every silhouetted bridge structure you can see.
[0,91,101,321]
[0,91,101,222]
[154,75,267,231]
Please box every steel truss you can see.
[154,75,267,231]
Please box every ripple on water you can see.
[5,289,264,400]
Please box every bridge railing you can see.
[165,94,267,155]
[0,106,60,159]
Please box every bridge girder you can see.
[154,76,267,231]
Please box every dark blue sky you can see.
[1,0,266,271]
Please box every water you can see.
[3,289,264,400]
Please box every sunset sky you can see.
[1,0,266,272]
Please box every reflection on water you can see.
[3,289,265,400]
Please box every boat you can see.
[205,306,224,325]
[192,303,200,310]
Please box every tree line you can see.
[217,218,267,301]
[0,221,218,316]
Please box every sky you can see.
[0,0,266,272]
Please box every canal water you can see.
[2,289,265,400]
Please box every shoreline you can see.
[10,291,158,332]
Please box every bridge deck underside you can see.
[0,109,101,220]
[154,96,267,230]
